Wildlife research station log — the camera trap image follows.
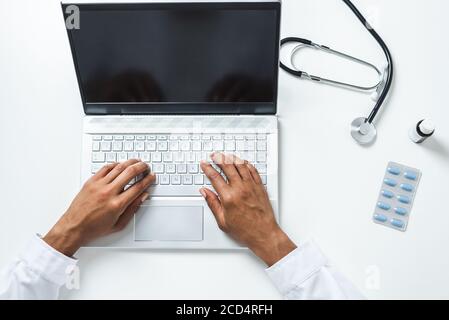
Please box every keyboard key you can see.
[246,135,256,140]
[257,134,267,140]
[125,135,135,141]
[182,175,193,185]
[212,135,222,140]
[203,141,213,151]
[180,135,190,140]
[100,141,112,151]
[186,153,196,162]
[139,152,151,162]
[136,135,146,140]
[166,164,176,174]
[158,141,168,151]
[192,141,202,151]
[169,141,179,151]
[225,141,235,151]
[192,135,200,140]
[147,135,157,140]
[194,175,204,185]
[235,135,244,140]
[160,175,170,185]
[180,141,190,151]
[152,152,162,162]
[246,141,256,151]
[256,152,267,162]
[92,135,102,141]
[146,141,157,151]
[257,141,267,151]
[152,164,164,173]
[177,164,187,174]
[114,135,124,141]
[188,164,198,174]
[106,153,116,163]
[135,141,145,151]
[236,141,245,151]
[255,163,267,174]
[103,135,113,141]
[224,134,234,140]
[92,141,100,152]
[174,152,185,163]
[202,135,211,140]
[91,163,103,173]
[158,135,168,140]
[92,152,105,162]
[260,175,267,185]
[112,141,123,152]
[124,141,134,151]
[128,152,139,160]
[162,152,173,162]
[213,141,224,151]
[171,175,181,185]
[117,153,127,162]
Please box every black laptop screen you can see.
[64,2,280,115]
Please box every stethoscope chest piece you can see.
[351,117,377,145]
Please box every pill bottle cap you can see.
[419,119,435,135]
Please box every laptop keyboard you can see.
[90,134,268,196]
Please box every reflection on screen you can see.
[70,6,279,104]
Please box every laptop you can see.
[62,0,281,249]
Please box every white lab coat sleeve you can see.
[266,241,364,300]
[0,235,77,300]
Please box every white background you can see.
[1,0,449,299]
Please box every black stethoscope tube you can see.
[280,0,394,125]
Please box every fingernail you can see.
[199,189,207,199]
[141,193,150,203]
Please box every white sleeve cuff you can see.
[265,240,328,295]
[19,235,78,286]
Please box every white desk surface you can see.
[1,0,449,299]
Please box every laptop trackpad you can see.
[134,206,203,241]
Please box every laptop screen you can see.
[64,2,280,115]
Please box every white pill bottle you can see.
[409,119,435,143]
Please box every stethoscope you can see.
[280,0,394,145]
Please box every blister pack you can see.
[373,162,422,232]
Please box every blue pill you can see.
[374,214,388,223]
[404,171,418,181]
[397,195,410,204]
[400,184,414,192]
[381,190,394,199]
[384,178,397,187]
[387,167,401,175]
[394,207,408,216]
[391,219,405,229]
[377,202,391,211]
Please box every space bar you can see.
[148,185,205,197]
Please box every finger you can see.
[232,156,252,181]
[200,188,226,229]
[200,160,228,194]
[91,163,119,181]
[113,192,149,232]
[247,163,263,185]
[211,153,241,184]
[111,161,150,193]
[118,172,156,207]
[103,159,141,183]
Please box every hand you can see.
[200,153,297,267]
[44,159,155,256]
